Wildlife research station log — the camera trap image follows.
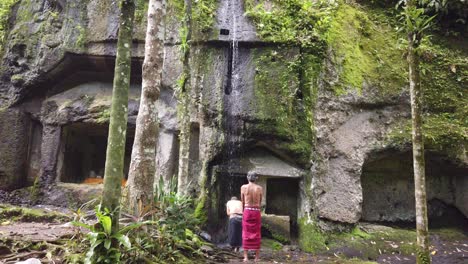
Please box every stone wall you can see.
[0,109,30,190]
[361,152,467,222]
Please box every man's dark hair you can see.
[247,171,258,182]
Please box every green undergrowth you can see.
[0,204,70,223]
[68,179,210,263]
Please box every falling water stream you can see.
[224,0,242,197]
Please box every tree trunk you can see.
[124,0,165,215]
[177,0,192,196]
[101,0,135,231]
[407,1,431,263]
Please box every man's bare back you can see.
[241,182,263,208]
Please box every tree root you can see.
[1,250,46,263]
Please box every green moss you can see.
[249,48,317,165]
[10,73,23,81]
[326,3,406,94]
[261,238,283,251]
[262,223,290,244]
[0,0,18,52]
[430,228,468,241]
[327,226,419,260]
[245,0,337,48]
[0,204,70,223]
[194,162,208,225]
[298,217,327,253]
[134,0,149,23]
[96,108,110,123]
[6,0,53,60]
[387,37,467,158]
[75,25,86,50]
[168,0,218,37]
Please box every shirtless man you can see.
[241,171,263,262]
[226,197,243,252]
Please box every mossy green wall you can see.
[388,37,467,157]
[244,0,467,249]
[297,218,327,253]
[167,0,218,39]
[249,47,317,165]
[326,4,406,94]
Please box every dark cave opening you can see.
[59,123,134,183]
[266,178,299,237]
[361,151,468,230]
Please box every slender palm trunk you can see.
[101,0,135,231]
[125,0,165,215]
[407,1,431,263]
[177,0,192,196]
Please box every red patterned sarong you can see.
[242,208,261,250]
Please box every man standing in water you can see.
[241,171,263,262]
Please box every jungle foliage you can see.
[71,180,207,264]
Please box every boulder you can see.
[262,214,290,243]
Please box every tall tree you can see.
[176,0,192,196]
[402,0,434,263]
[101,0,135,231]
[125,0,166,215]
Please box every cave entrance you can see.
[265,178,298,216]
[265,177,299,237]
[361,151,468,230]
[59,123,134,184]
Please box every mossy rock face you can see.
[325,3,406,95]
[0,204,70,223]
[166,0,219,41]
[387,36,468,159]
[246,47,317,166]
[297,217,327,253]
[262,214,291,244]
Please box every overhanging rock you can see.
[223,148,305,178]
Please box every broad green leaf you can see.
[115,234,131,249]
[71,221,93,230]
[100,215,112,235]
[104,239,111,249]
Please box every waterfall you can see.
[231,2,239,99]
[224,0,243,196]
